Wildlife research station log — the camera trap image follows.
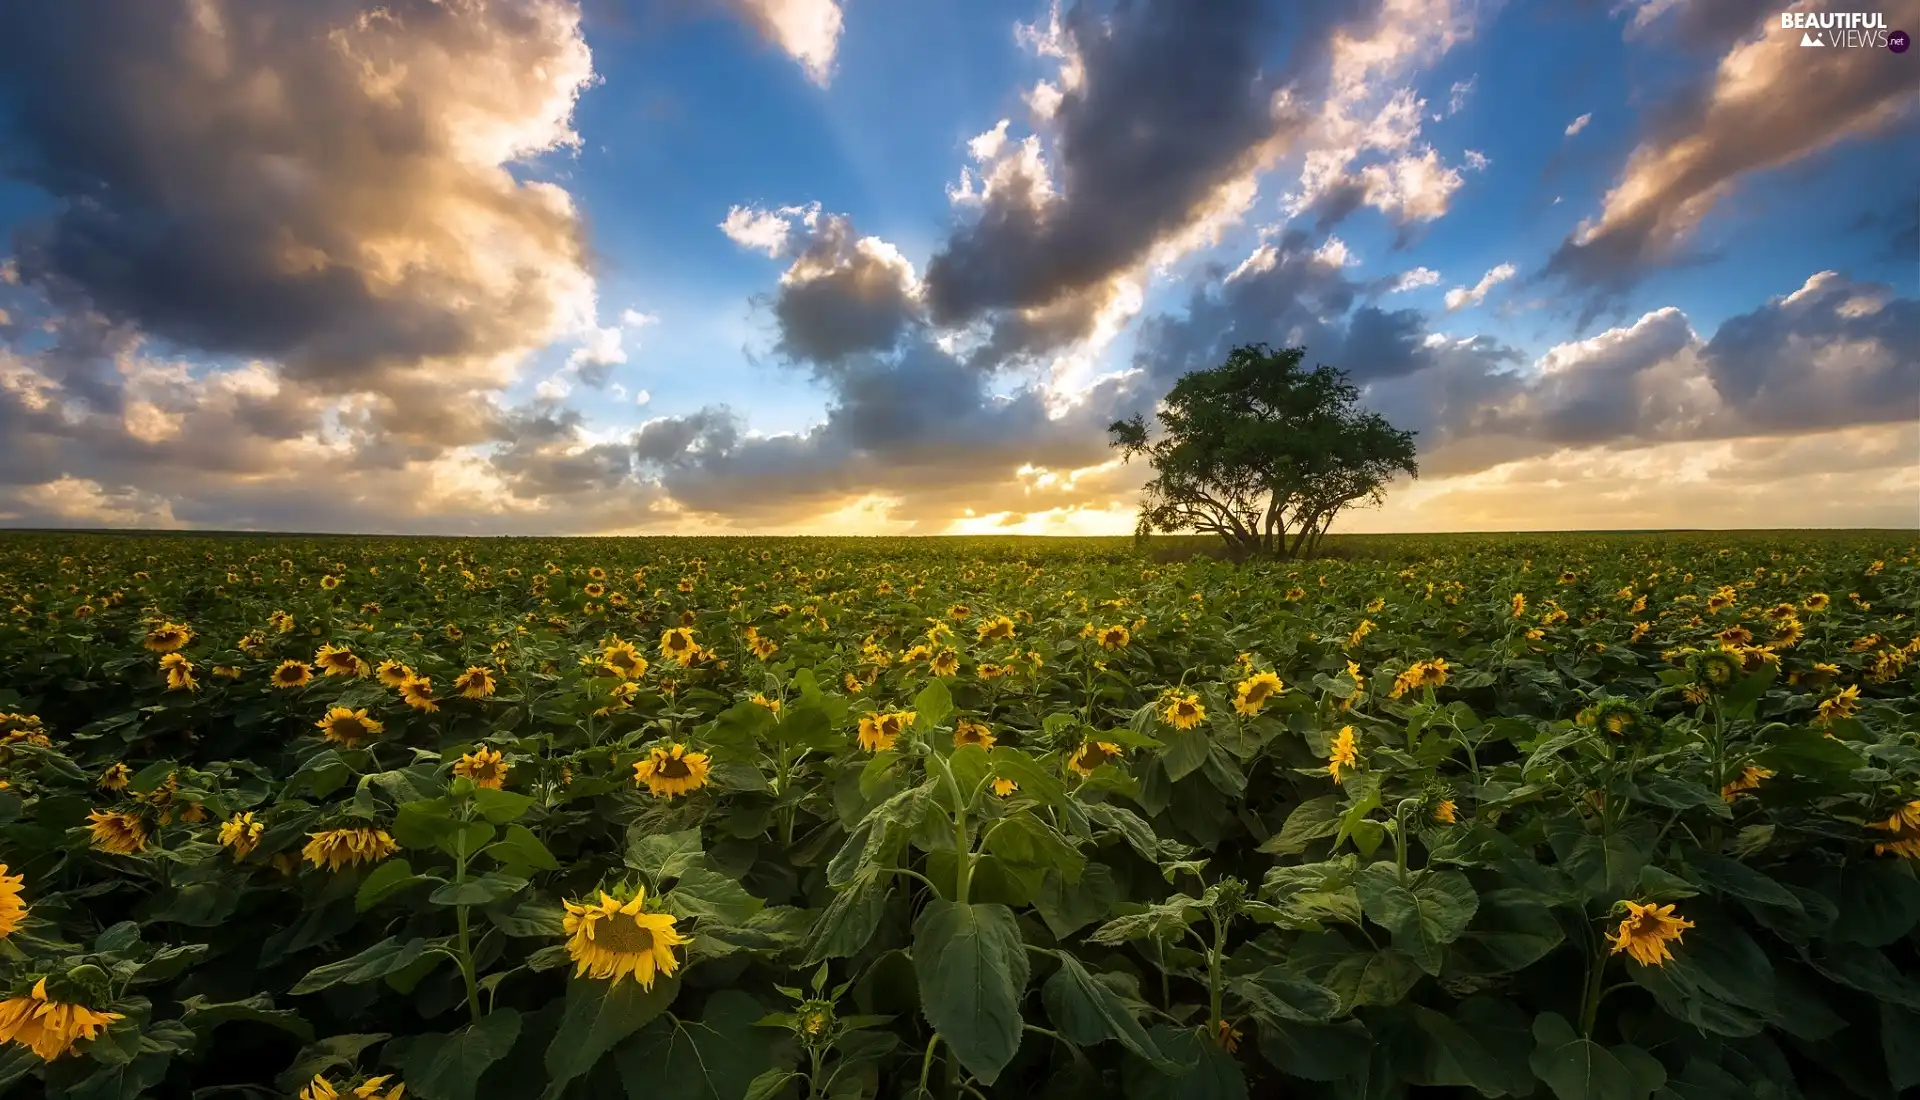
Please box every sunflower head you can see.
[1689,649,1742,689]
[561,887,688,990]
[633,744,712,799]
[1161,691,1205,730]
[453,746,509,790]
[142,622,193,653]
[453,666,496,699]
[1591,699,1642,738]
[272,660,315,689]
[953,719,996,749]
[1068,740,1122,776]
[316,707,384,748]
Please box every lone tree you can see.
[1109,343,1418,560]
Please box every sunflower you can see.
[320,575,341,590]
[1162,691,1205,730]
[0,865,26,937]
[1346,619,1374,648]
[1510,593,1527,618]
[750,693,782,713]
[1388,657,1450,699]
[219,812,263,860]
[1432,799,1458,824]
[1607,901,1694,966]
[314,644,365,678]
[1095,624,1130,650]
[749,634,778,660]
[1720,765,1772,804]
[602,639,648,679]
[272,660,314,689]
[658,627,703,665]
[562,888,687,990]
[1233,672,1284,716]
[398,676,438,713]
[98,762,132,791]
[1816,684,1860,726]
[583,582,606,599]
[1870,800,1920,859]
[991,777,1019,797]
[1284,586,1306,601]
[856,711,914,753]
[302,828,399,872]
[0,978,125,1061]
[1803,592,1830,612]
[300,1077,339,1100]
[453,666,496,699]
[142,621,193,653]
[352,1076,406,1100]
[268,610,295,634]
[977,615,1015,641]
[929,649,960,677]
[1068,741,1122,776]
[159,652,198,692]
[375,659,414,688]
[633,744,712,798]
[454,746,509,790]
[315,707,384,749]
[87,810,147,855]
[953,719,996,749]
[1327,726,1360,784]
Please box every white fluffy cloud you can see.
[1443,263,1517,310]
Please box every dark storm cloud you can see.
[768,215,922,368]
[0,0,595,432]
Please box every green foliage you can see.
[0,529,1913,1098]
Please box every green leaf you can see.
[744,1070,802,1100]
[178,994,315,1043]
[1231,968,1340,1024]
[290,937,431,995]
[1042,951,1168,1067]
[430,872,528,907]
[627,827,706,881]
[1828,859,1920,946]
[1682,852,1800,912]
[274,1033,392,1093]
[1408,1005,1532,1096]
[356,858,425,911]
[985,814,1085,881]
[1035,863,1117,939]
[1123,1025,1247,1100]
[989,747,1066,806]
[1635,776,1731,819]
[615,990,786,1100]
[1253,1018,1372,1083]
[393,798,462,850]
[1528,1012,1653,1100]
[542,975,682,1098]
[1756,726,1865,786]
[914,679,954,730]
[470,787,534,823]
[1883,1003,1920,1093]
[487,900,566,938]
[398,1009,523,1100]
[1321,947,1424,1011]
[1258,796,1341,856]
[1444,895,1565,978]
[1353,865,1478,976]
[912,899,1029,1086]
[664,865,765,925]
[801,870,891,965]
[485,823,559,872]
[774,702,838,751]
[1159,726,1212,783]
[1551,823,1650,903]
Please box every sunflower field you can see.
[0,530,1916,1100]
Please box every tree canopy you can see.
[1109,343,1418,560]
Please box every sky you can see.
[0,0,1914,537]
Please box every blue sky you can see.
[0,0,1913,534]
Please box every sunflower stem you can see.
[453,818,483,1024]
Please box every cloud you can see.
[720,202,820,257]
[0,0,600,445]
[722,0,843,85]
[1564,112,1591,137]
[1386,266,1442,292]
[768,213,926,368]
[1547,0,1920,300]
[922,0,1314,348]
[1443,263,1517,311]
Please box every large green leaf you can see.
[397,1009,523,1100]
[1158,726,1212,782]
[800,870,891,964]
[912,899,1029,1086]
[177,994,314,1043]
[627,828,705,881]
[1320,947,1424,1011]
[985,814,1085,881]
[1258,796,1342,856]
[1827,859,1920,946]
[1527,1012,1662,1100]
[1230,968,1340,1024]
[541,975,682,1098]
[1408,1005,1533,1097]
[614,990,785,1100]
[1443,894,1565,978]
[290,937,431,995]
[1122,1025,1247,1100]
[1035,863,1117,939]
[1354,865,1478,975]
[1042,951,1167,1067]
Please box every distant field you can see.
[0,529,1914,1098]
